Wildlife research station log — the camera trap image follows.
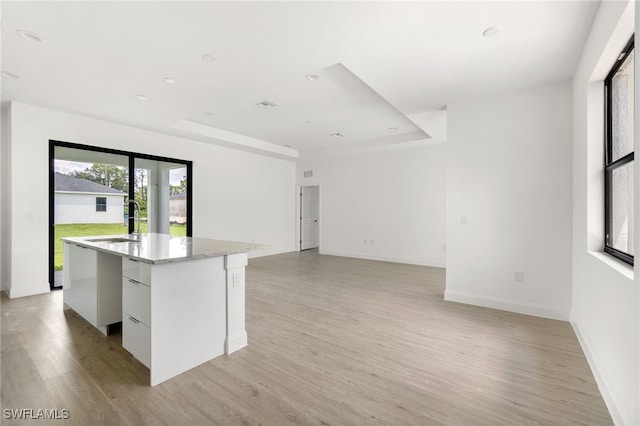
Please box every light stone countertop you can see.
[62,233,267,264]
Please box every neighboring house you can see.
[54,172,126,224]
[169,192,187,224]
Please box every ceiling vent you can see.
[256,100,278,108]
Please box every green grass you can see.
[54,222,187,271]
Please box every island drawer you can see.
[122,277,151,326]
[122,311,151,369]
[122,257,151,285]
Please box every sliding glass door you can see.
[52,147,129,289]
[50,141,192,289]
[133,158,189,236]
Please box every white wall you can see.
[0,105,9,293]
[445,80,573,321]
[571,1,639,424]
[296,143,447,267]
[55,193,125,225]
[3,102,296,298]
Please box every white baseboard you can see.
[225,331,248,354]
[571,317,628,426]
[319,250,445,268]
[249,247,295,259]
[443,289,570,321]
[5,284,50,299]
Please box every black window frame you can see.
[604,35,635,266]
[49,140,193,290]
[95,196,107,212]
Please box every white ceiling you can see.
[1,1,599,158]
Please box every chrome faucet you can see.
[127,199,142,241]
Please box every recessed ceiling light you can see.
[163,77,176,84]
[388,127,398,132]
[16,29,42,43]
[306,74,319,81]
[284,144,293,148]
[202,54,217,62]
[204,111,215,116]
[256,100,278,108]
[330,132,344,138]
[304,120,313,124]
[482,26,502,38]
[1,71,19,79]
[134,94,148,101]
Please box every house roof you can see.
[54,172,125,195]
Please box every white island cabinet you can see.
[63,243,122,335]
[62,233,264,386]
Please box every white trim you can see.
[319,249,445,268]
[443,289,570,321]
[300,137,440,160]
[295,184,323,253]
[588,251,634,280]
[170,119,298,159]
[571,318,626,425]
[4,285,49,299]
[299,184,321,252]
[225,331,248,354]
[55,190,126,196]
[248,247,293,259]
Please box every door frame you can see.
[49,140,193,290]
[297,184,320,251]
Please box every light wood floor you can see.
[1,251,611,425]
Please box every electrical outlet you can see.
[369,240,374,246]
[514,272,523,282]
[363,240,368,245]
[460,215,468,225]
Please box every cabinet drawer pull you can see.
[128,278,142,285]
[128,316,140,324]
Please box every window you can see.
[50,140,193,290]
[96,197,107,212]
[605,36,635,265]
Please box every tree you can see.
[133,169,148,217]
[68,164,165,218]
[70,163,148,216]
[70,164,128,192]
[170,176,187,195]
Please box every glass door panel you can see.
[53,146,129,288]
[133,158,189,237]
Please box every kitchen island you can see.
[62,233,264,386]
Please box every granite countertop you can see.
[62,233,266,264]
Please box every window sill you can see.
[588,251,634,280]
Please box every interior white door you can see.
[301,186,319,250]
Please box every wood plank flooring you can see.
[1,250,612,425]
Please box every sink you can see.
[85,237,139,244]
